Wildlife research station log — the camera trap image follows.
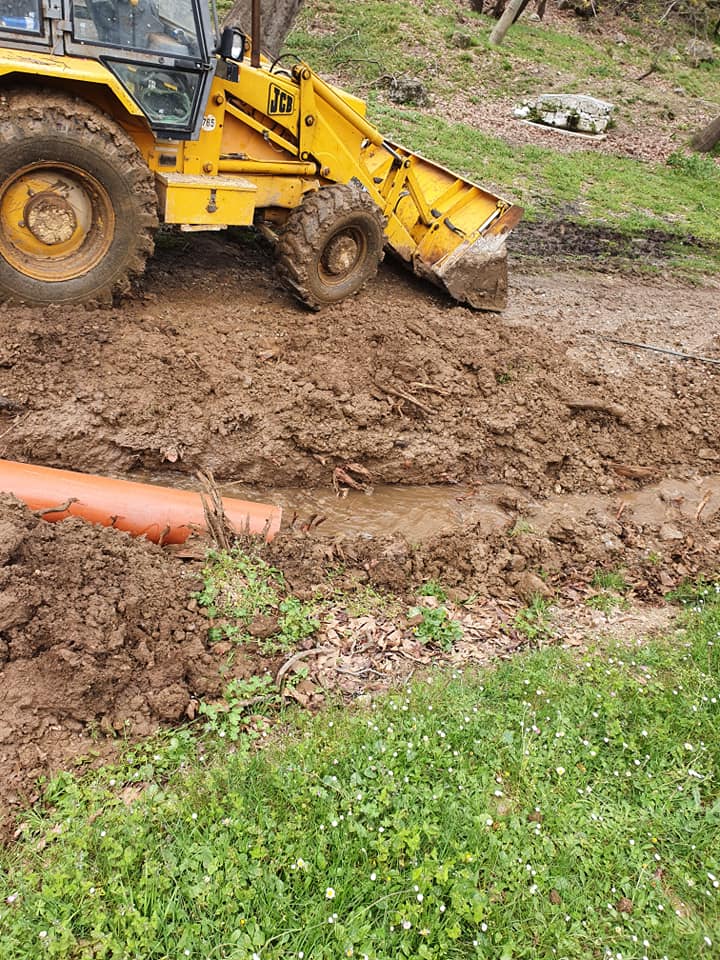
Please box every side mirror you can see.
[219,27,245,61]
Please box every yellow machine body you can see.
[0,40,521,309]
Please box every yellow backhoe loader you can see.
[0,0,522,309]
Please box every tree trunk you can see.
[222,0,305,57]
[488,0,530,44]
[692,115,720,153]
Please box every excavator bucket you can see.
[415,215,519,312]
[360,140,523,311]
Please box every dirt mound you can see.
[0,497,223,825]
[0,235,718,500]
[1,236,719,833]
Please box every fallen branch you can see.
[374,380,433,413]
[658,0,679,23]
[635,62,659,81]
[397,648,432,665]
[329,30,359,54]
[36,497,78,518]
[333,465,371,494]
[611,464,656,480]
[695,490,712,521]
[275,646,329,694]
[197,469,238,550]
[410,381,451,397]
[0,411,29,446]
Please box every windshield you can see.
[71,0,201,58]
[0,1,42,33]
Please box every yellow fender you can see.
[0,46,144,120]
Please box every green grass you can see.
[199,675,280,742]
[285,1,697,98]
[592,570,630,594]
[417,580,449,603]
[586,592,631,616]
[280,1,720,273]
[407,604,463,651]
[3,585,719,958]
[513,594,555,646]
[286,0,720,104]
[587,569,632,612]
[365,105,720,248]
[196,547,319,652]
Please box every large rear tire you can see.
[0,89,158,305]
[275,183,386,309]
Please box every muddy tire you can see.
[0,89,158,305]
[276,183,386,309]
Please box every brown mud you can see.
[259,475,720,603]
[0,495,266,825]
[1,232,719,833]
[0,232,718,494]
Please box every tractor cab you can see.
[0,1,215,138]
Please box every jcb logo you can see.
[268,85,295,116]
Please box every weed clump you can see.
[408,604,463,650]
[196,547,319,652]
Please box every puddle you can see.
[530,476,720,534]
[219,482,513,539]
[137,471,720,542]
[140,473,513,538]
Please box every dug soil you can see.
[1,232,718,493]
[0,494,273,830]
[1,232,719,833]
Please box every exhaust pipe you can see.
[251,0,261,67]
[0,459,281,544]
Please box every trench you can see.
[143,472,720,542]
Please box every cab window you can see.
[71,0,201,58]
[0,2,42,34]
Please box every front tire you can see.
[0,89,158,305]
[275,183,386,309]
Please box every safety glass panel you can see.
[0,1,42,34]
[107,62,200,129]
[71,1,201,57]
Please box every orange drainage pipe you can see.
[0,459,282,544]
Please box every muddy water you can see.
[144,472,720,542]
[532,476,720,534]
[218,482,513,539]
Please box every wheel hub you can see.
[24,192,78,246]
[0,162,114,283]
[322,233,359,276]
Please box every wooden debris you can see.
[695,490,712,521]
[332,463,372,495]
[409,381,451,397]
[611,463,656,481]
[197,469,232,551]
[275,646,329,694]
[35,497,78,518]
[373,378,433,413]
[567,399,630,426]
